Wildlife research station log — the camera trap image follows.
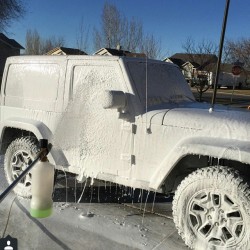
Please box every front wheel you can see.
[4,137,39,198]
[173,166,250,250]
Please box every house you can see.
[94,47,146,58]
[209,63,249,88]
[0,33,24,79]
[165,53,250,88]
[46,47,87,55]
[164,53,218,85]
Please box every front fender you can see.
[1,117,69,167]
[149,137,250,190]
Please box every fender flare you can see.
[149,136,250,190]
[1,117,69,167]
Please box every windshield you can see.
[126,61,195,108]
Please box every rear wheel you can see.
[4,137,39,198]
[173,166,250,250]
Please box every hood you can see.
[142,102,250,141]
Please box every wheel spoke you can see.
[12,156,22,169]
[18,152,26,164]
[193,191,213,211]
[189,192,215,231]
[12,164,22,179]
[232,222,244,239]
[222,194,237,210]
[24,173,32,187]
[16,151,31,164]
[13,169,22,176]
[227,210,242,221]
[198,222,213,237]
[13,173,19,179]
[228,219,244,238]
[10,150,33,184]
[207,225,225,246]
[189,204,207,230]
[21,151,32,165]
[212,193,221,207]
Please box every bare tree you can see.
[93,27,102,52]
[40,36,65,54]
[93,2,161,59]
[101,2,123,48]
[25,29,41,55]
[123,17,143,52]
[93,2,126,50]
[76,17,90,53]
[182,37,218,101]
[224,38,250,67]
[0,0,25,32]
[182,37,217,65]
[140,34,162,59]
[25,29,65,55]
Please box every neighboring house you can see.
[164,53,218,85]
[209,63,249,88]
[165,53,250,88]
[46,47,87,55]
[0,33,24,79]
[94,47,146,58]
[182,61,201,80]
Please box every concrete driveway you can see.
[0,166,188,250]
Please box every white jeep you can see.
[1,55,250,249]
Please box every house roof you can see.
[0,33,24,49]
[46,47,87,55]
[166,58,185,67]
[126,52,147,58]
[95,48,129,56]
[94,47,146,58]
[167,53,218,69]
[182,61,200,68]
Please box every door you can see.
[60,59,134,180]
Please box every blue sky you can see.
[7,0,250,58]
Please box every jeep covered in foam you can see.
[1,55,250,249]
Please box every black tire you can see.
[173,166,250,250]
[4,137,39,198]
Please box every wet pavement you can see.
[0,168,188,250]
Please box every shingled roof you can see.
[94,47,146,58]
[167,53,218,69]
[0,33,24,49]
[46,47,87,55]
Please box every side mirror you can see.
[102,90,126,110]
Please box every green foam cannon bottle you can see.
[30,139,54,218]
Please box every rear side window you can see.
[5,63,60,110]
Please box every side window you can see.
[5,63,60,110]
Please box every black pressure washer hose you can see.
[0,139,52,203]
